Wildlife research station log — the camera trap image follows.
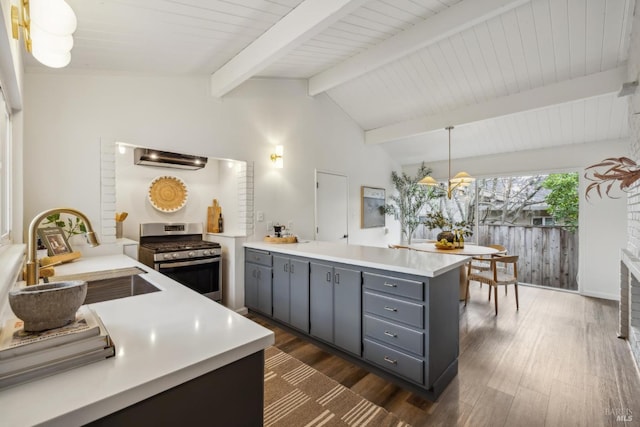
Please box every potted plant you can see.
[384,162,436,245]
[422,210,473,242]
[41,213,87,246]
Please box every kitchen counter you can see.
[1,254,274,426]
[244,240,470,277]
[244,240,464,400]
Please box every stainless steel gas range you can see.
[138,222,222,302]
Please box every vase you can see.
[437,231,455,243]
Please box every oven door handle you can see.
[158,257,220,269]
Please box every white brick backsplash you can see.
[625,8,640,368]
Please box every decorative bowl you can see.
[434,243,456,250]
[9,281,87,332]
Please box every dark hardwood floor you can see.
[249,283,640,427]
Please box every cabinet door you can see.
[256,265,272,316]
[289,259,310,333]
[310,262,333,343]
[334,266,362,356]
[272,256,290,323]
[244,264,258,310]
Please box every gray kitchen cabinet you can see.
[245,249,272,315]
[310,262,361,356]
[273,255,310,332]
[244,243,461,401]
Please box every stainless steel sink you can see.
[48,266,161,304]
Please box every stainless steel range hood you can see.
[134,148,207,170]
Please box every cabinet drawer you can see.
[364,291,424,328]
[246,249,272,267]
[363,272,423,300]
[364,339,424,385]
[364,315,424,356]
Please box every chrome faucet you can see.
[25,208,100,285]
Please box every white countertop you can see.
[1,254,274,427]
[244,241,470,277]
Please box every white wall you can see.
[23,74,400,249]
[115,148,243,239]
[404,139,629,300]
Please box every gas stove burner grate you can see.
[141,240,220,253]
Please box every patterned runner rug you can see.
[264,346,411,427]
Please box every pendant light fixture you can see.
[419,126,474,199]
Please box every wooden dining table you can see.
[408,242,504,300]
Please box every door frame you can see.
[314,169,349,242]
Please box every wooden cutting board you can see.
[207,199,222,233]
[40,251,82,267]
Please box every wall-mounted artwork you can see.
[361,186,386,228]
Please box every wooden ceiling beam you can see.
[209,0,368,98]
[308,0,530,96]
[365,66,628,144]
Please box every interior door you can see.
[315,171,348,243]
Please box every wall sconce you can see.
[270,145,284,168]
[11,0,77,68]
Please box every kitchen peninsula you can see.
[1,251,274,426]
[244,240,468,400]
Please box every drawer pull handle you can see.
[384,330,397,338]
[383,356,397,365]
[383,306,398,312]
[383,282,397,288]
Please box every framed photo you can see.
[38,227,72,256]
[361,186,386,228]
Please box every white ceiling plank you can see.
[558,103,573,144]
[546,105,562,145]
[595,94,613,142]
[450,33,487,103]
[501,9,531,92]
[418,48,458,111]
[548,0,571,82]
[568,0,587,78]
[209,0,369,97]
[600,0,627,70]
[439,37,478,106]
[308,0,531,95]
[472,24,509,97]
[515,4,544,89]
[617,0,634,65]
[583,95,598,142]
[584,0,605,75]
[461,27,498,100]
[365,65,626,144]
[571,100,586,143]
[485,18,520,94]
[530,0,556,86]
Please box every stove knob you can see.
[172,253,179,259]
[203,250,211,256]
[164,254,172,260]
[188,251,195,257]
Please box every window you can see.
[0,87,11,244]
[532,216,555,226]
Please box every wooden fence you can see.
[476,225,579,290]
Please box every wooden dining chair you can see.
[469,244,507,292]
[465,255,519,315]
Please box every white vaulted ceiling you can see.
[30,0,636,165]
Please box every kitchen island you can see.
[244,240,469,400]
[0,252,274,426]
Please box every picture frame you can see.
[38,227,73,256]
[361,186,386,228]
